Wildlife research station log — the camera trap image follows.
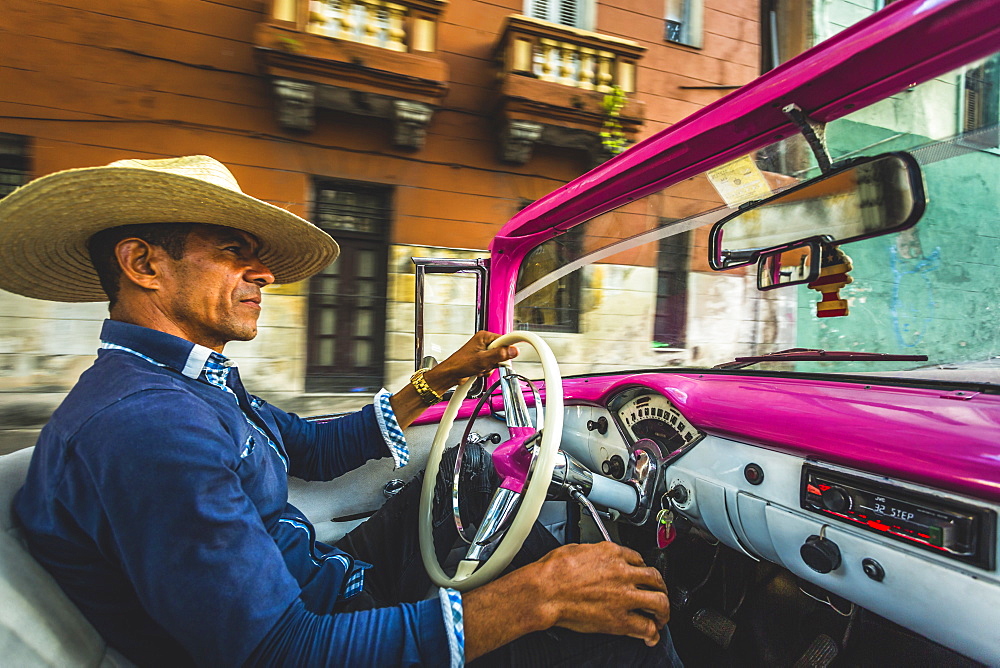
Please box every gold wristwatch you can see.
[410,368,444,406]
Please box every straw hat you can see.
[0,155,340,302]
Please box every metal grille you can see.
[664,0,690,44]
[306,179,390,393]
[665,19,684,43]
[314,185,387,234]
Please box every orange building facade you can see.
[0,0,760,448]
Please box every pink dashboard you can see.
[414,372,1000,503]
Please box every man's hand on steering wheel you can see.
[391,331,517,430]
[420,331,564,590]
[407,332,671,660]
[423,331,519,394]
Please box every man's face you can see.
[157,225,274,351]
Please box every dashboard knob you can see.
[587,416,609,435]
[821,487,851,512]
[862,557,885,582]
[602,454,625,479]
[800,534,842,573]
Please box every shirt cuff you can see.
[374,388,409,468]
[438,587,465,668]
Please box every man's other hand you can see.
[462,541,671,661]
[533,542,670,646]
[423,331,519,395]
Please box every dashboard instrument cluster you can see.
[608,387,704,461]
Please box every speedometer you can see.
[617,392,704,455]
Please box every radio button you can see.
[821,487,851,513]
[744,463,765,485]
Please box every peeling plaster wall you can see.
[790,3,998,373]
[797,124,1000,371]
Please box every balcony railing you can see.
[497,15,645,94]
[493,15,646,165]
[270,0,444,52]
[306,1,408,52]
[255,0,448,148]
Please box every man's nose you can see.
[247,258,275,287]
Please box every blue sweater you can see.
[14,320,459,667]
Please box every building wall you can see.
[787,0,998,372]
[0,0,760,449]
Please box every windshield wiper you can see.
[714,348,928,370]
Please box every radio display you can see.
[800,465,996,569]
[849,489,951,548]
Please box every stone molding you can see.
[499,120,544,164]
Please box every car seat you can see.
[0,447,133,667]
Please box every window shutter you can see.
[528,0,549,21]
[964,66,983,133]
[526,0,581,27]
[0,135,29,200]
[961,56,999,148]
[558,0,578,27]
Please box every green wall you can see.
[794,119,1000,372]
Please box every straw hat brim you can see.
[0,166,339,302]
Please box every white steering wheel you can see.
[418,331,563,591]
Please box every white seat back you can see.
[0,447,133,667]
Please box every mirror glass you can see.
[710,152,925,270]
[757,240,819,290]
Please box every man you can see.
[2,156,676,666]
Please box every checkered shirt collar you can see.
[98,319,232,382]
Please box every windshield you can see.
[512,52,1000,385]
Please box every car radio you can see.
[800,463,996,569]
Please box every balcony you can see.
[254,0,449,149]
[493,15,647,165]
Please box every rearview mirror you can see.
[757,239,820,290]
[709,152,925,270]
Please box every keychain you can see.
[656,506,677,548]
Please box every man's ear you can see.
[115,238,168,292]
